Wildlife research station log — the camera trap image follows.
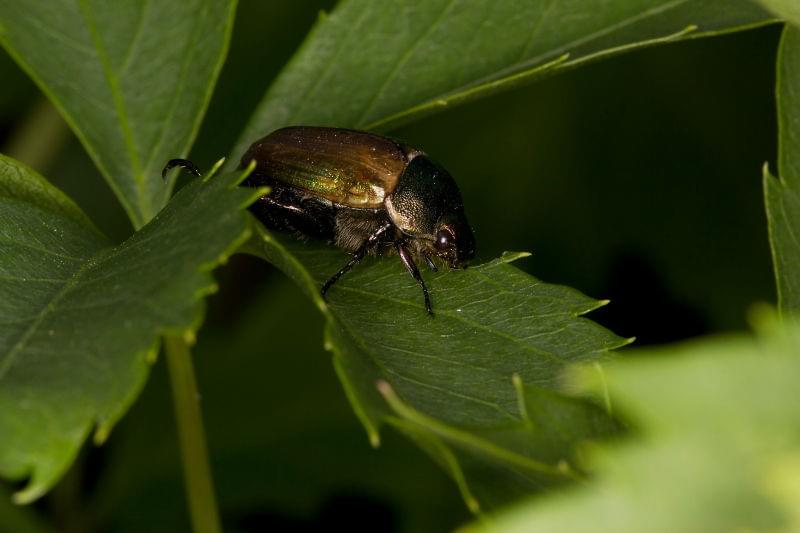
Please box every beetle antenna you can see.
[162,159,201,181]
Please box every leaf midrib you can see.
[360,0,691,130]
[140,1,211,179]
[287,3,375,125]
[0,246,109,381]
[330,284,565,363]
[76,0,147,223]
[332,310,519,422]
[355,0,458,126]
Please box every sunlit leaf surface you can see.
[471,318,800,532]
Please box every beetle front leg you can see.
[396,241,433,315]
[321,222,392,298]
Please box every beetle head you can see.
[431,211,476,268]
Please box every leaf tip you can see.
[368,431,381,448]
[575,361,613,415]
[183,329,197,346]
[762,161,785,188]
[12,485,42,506]
[376,379,393,398]
[145,346,159,365]
[500,251,532,264]
[511,373,531,422]
[576,298,612,317]
[377,380,408,416]
[229,158,257,187]
[557,459,573,475]
[747,303,781,334]
[94,423,111,445]
[762,160,773,178]
[203,158,226,182]
[623,336,636,347]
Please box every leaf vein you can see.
[355,0,459,127]
[331,285,564,363]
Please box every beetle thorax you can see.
[384,155,453,238]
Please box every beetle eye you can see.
[435,228,454,250]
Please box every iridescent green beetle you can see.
[166,126,476,314]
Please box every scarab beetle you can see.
[164,126,475,314]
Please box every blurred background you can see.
[0,1,780,531]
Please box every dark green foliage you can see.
[0,1,794,532]
[0,157,259,503]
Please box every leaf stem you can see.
[165,335,221,533]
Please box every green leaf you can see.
[245,230,628,511]
[90,278,471,532]
[758,1,800,27]
[229,1,772,510]
[231,0,772,160]
[470,316,800,532]
[765,25,800,314]
[0,0,237,228]
[0,155,260,503]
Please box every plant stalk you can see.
[164,336,221,533]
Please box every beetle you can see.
[164,126,476,314]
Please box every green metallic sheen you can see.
[240,126,419,208]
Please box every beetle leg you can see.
[321,245,368,298]
[396,241,433,315]
[162,159,201,180]
[422,252,438,272]
[321,222,392,298]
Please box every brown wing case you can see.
[241,127,416,208]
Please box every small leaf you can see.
[765,25,800,314]
[0,155,260,503]
[89,279,472,532]
[245,228,628,510]
[0,0,237,228]
[468,318,800,532]
[231,0,772,160]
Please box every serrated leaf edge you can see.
[8,165,260,504]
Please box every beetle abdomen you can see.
[248,180,337,241]
[241,126,414,209]
[333,207,393,252]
